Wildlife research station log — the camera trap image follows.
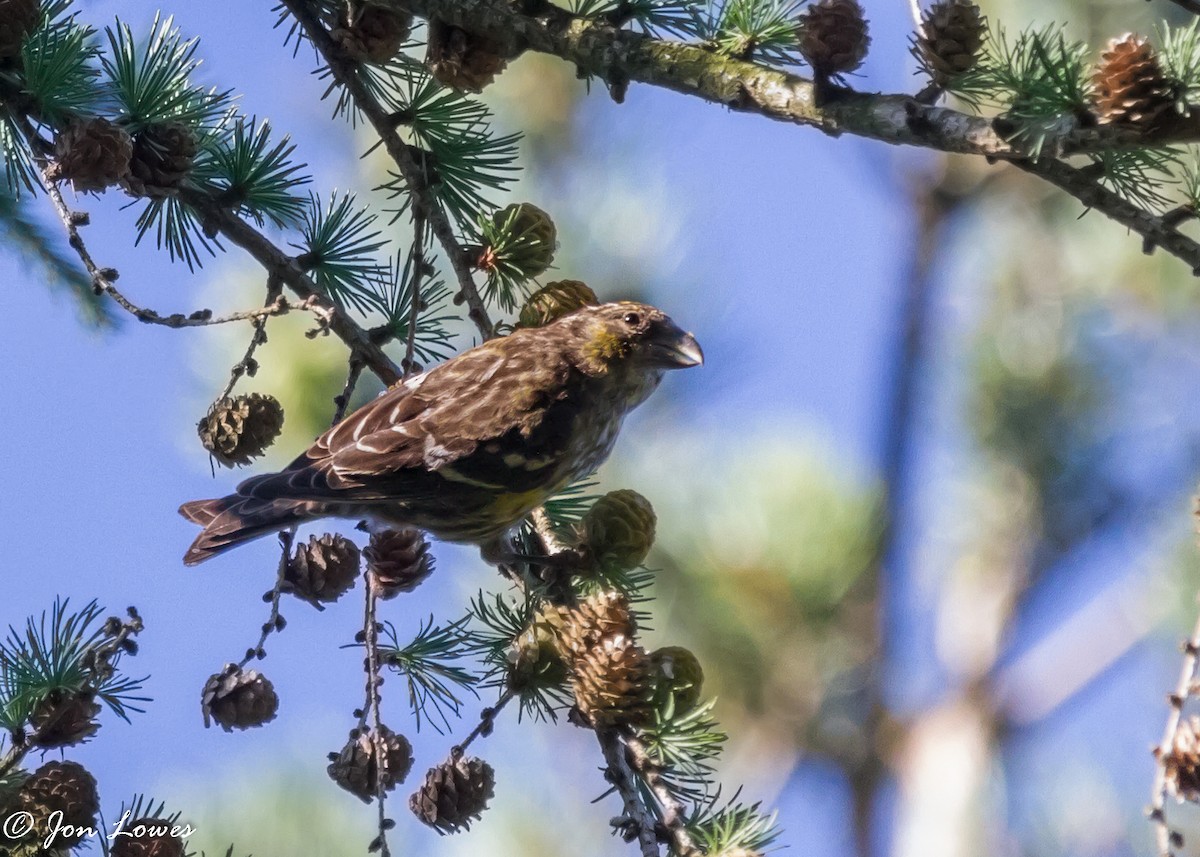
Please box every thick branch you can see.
[384,0,1200,156]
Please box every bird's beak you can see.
[647,320,704,369]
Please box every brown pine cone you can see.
[409,756,495,833]
[49,117,134,193]
[517,280,599,328]
[16,760,100,847]
[284,533,361,606]
[1091,34,1177,131]
[109,818,186,857]
[580,489,656,573]
[0,0,40,59]
[1164,715,1200,801]
[122,122,198,198]
[915,0,987,84]
[197,393,284,468]
[201,665,279,731]
[365,528,433,598]
[327,725,414,802]
[333,4,412,64]
[426,17,509,92]
[571,632,652,728]
[797,0,870,78]
[556,590,636,662]
[29,689,101,748]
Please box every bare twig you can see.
[626,734,700,857]
[240,530,294,668]
[361,576,393,857]
[280,0,495,341]
[453,689,515,756]
[404,211,429,375]
[333,358,366,424]
[1149,596,1200,857]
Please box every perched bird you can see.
[180,301,702,565]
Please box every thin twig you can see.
[363,577,393,857]
[626,734,700,857]
[180,187,404,385]
[404,211,429,375]
[1149,596,1200,857]
[453,689,515,756]
[280,0,495,341]
[333,358,365,424]
[240,530,294,668]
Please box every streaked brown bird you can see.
[180,302,702,565]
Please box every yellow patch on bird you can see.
[584,329,629,365]
[488,488,550,520]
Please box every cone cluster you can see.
[797,0,870,78]
[197,393,284,468]
[30,688,101,748]
[365,528,433,598]
[0,0,40,59]
[11,760,100,848]
[915,0,986,85]
[1090,34,1177,130]
[327,725,414,803]
[123,122,198,198]
[1164,715,1200,802]
[333,4,412,64]
[285,533,361,606]
[50,117,134,193]
[201,665,279,731]
[580,489,657,574]
[557,591,653,727]
[409,756,495,833]
[426,18,509,92]
[517,280,598,328]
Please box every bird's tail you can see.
[180,495,321,565]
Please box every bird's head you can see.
[568,302,704,377]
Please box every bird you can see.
[180,301,703,565]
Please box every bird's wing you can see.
[236,334,576,502]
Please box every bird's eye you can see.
[623,311,641,327]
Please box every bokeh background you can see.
[7,0,1200,855]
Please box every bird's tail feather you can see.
[180,495,320,565]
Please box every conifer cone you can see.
[581,489,656,573]
[481,202,557,281]
[364,528,433,598]
[517,280,599,328]
[333,4,412,64]
[649,646,704,715]
[284,533,361,606]
[556,590,636,662]
[426,17,509,92]
[29,689,101,748]
[506,608,569,692]
[201,665,279,731]
[571,632,653,727]
[409,756,495,833]
[915,0,986,84]
[197,393,284,468]
[50,117,134,193]
[1091,34,1177,130]
[1164,715,1200,801]
[0,0,40,58]
[327,725,414,803]
[122,122,198,198]
[109,819,185,857]
[797,0,870,78]
[17,760,100,847]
